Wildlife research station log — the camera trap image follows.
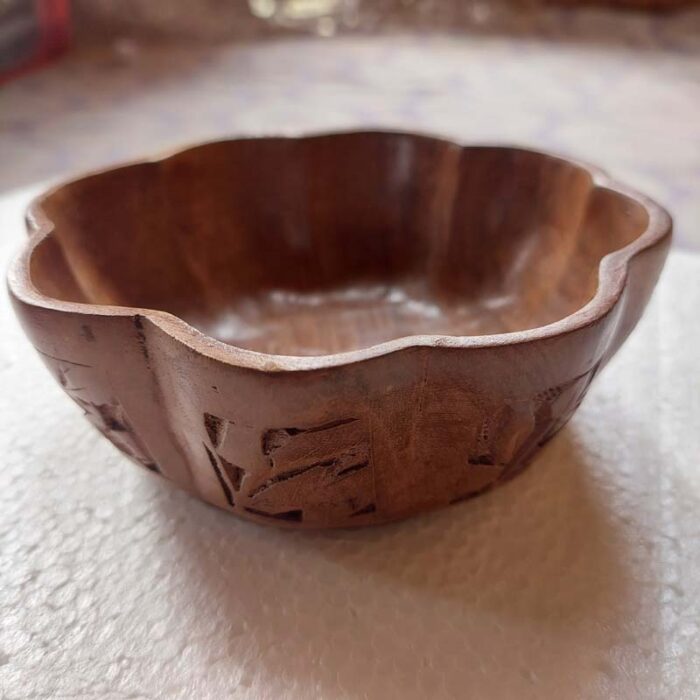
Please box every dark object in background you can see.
[0,0,70,84]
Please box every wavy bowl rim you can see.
[7,130,673,373]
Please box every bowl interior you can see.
[29,133,649,356]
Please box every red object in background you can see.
[0,0,70,84]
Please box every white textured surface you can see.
[1,187,699,699]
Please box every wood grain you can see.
[8,132,672,528]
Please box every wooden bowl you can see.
[8,132,671,528]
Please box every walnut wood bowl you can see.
[8,132,671,528]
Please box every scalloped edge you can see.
[7,130,673,373]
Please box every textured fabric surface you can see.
[1,187,699,699]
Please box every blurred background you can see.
[1,0,699,247]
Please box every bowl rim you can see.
[7,129,673,373]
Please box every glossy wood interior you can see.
[30,134,649,356]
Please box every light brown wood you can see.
[8,132,671,528]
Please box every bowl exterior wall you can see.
[9,235,668,529]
